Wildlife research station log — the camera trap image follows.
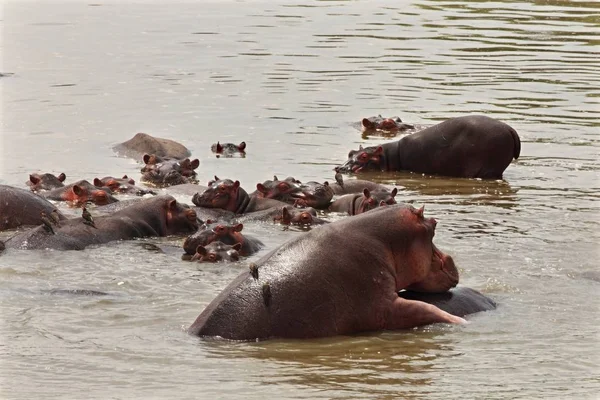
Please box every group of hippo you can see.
[0,114,520,340]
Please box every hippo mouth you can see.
[433,245,459,287]
[334,164,363,174]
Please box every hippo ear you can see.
[122,175,128,179]
[190,159,200,169]
[256,183,267,194]
[362,118,374,129]
[29,174,40,185]
[233,223,243,232]
[373,146,384,156]
[205,219,213,225]
[216,142,223,153]
[379,200,387,206]
[391,187,398,197]
[363,188,371,198]
[281,207,291,222]
[72,185,84,196]
[168,199,178,211]
[195,245,208,256]
[232,243,242,251]
[359,145,364,151]
[58,173,66,182]
[214,175,220,182]
[233,180,240,189]
[416,206,424,218]
[273,175,278,181]
[323,181,329,186]
[238,142,246,151]
[93,178,103,187]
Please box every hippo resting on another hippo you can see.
[183,221,263,257]
[254,176,334,210]
[4,195,198,250]
[140,154,200,187]
[42,180,119,206]
[113,132,191,160]
[337,115,521,179]
[189,204,494,340]
[0,185,68,231]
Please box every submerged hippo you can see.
[183,221,263,256]
[192,178,290,214]
[93,176,156,196]
[237,205,329,227]
[113,132,191,160]
[254,176,333,210]
[359,115,415,136]
[329,188,398,216]
[4,195,198,250]
[140,154,200,187]
[27,172,67,192]
[189,204,467,340]
[187,241,242,263]
[0,185,68,231]
[337,115,521,179]
[211,141,246,157]
[42,180,119,206]
[330,173,390,195]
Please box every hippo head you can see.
[66,183,119,206]
[182,220,246,255]
[273,206,324,226]
[165,199,199,235]
[211,141,247,156]
[361,116,414,135]
[141,155,199,187]
[335,145,384,174]
[190,241,242,262]
[256,176,302,200]
[388,205,459,293]
[27,172,66,191]
[291,181,334,209]
[191,178,241,211]
[357,188,398,214]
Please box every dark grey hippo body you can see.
[398,287,496,317]
[236,205,329,226]
[0,185,67,231]
[113,132,191,160]
[189,204,468,340]
[337,115,521,179]
[330,177,390,195]
[4,195,198,250]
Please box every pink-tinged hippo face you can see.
[190,241,242,263]
[165,199,199,235]
[336,145,385,174]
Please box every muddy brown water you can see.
[1,1,599,399]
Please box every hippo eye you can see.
[359,153,369,162]
[278,183,289,191]
[300,213,312,223]
[214,225,225,234]
[208,253,217,262]
[219,185,227,192]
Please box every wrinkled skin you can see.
[27,172,66,192]
[329,173,390,195]
[329,188,398,215]
[182,221,264,256]
[253,176,302,200]
[41,180,119,206]
[4,195,198,250]
[93,176,156,196]
[211,141,247,157]
[360,115,415,136]
[237,205,329,226]
[113,132,191,160]
[192,178,289,214]
[253,176,333,209]
[292,181,334,210]
[140,154,200,187]
[189,204,464,340]
[337,115,521,179]
[187,242,242,263]
[398,287,496,317]
[0,185,68,231]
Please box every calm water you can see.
[1,1,599,399]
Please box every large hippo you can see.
[337,115,521,179]
[4,195,198,250]
[113,132,191,160]
[27,172,66,192]
[0,185,68,231]
[189,204,466,340]
[192,178,290,214]
[42,180,119,206]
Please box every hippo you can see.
[113,132,191,160]
[337,115,521,179]
[236,205,329,227]
[189,204,467,340]
[140,154,200,187]
[182,221,263,256]
[211,141,247,157]
[330,173,390,195]
[0,185,68,231]
[359,115,415,136]
[192,178,290,214]
[41,180,118,206]
[4,195,198,250]
[398,287,496,316]
[253,176,302,200]
[292,181,334,210]
[93,176,156,196]
[27,172,66,192]
[253,176,333,210]
[187,242,242,263]
[329,188,398,215]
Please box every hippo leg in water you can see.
[189,204,466,341]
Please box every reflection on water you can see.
[1,0,599,399]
